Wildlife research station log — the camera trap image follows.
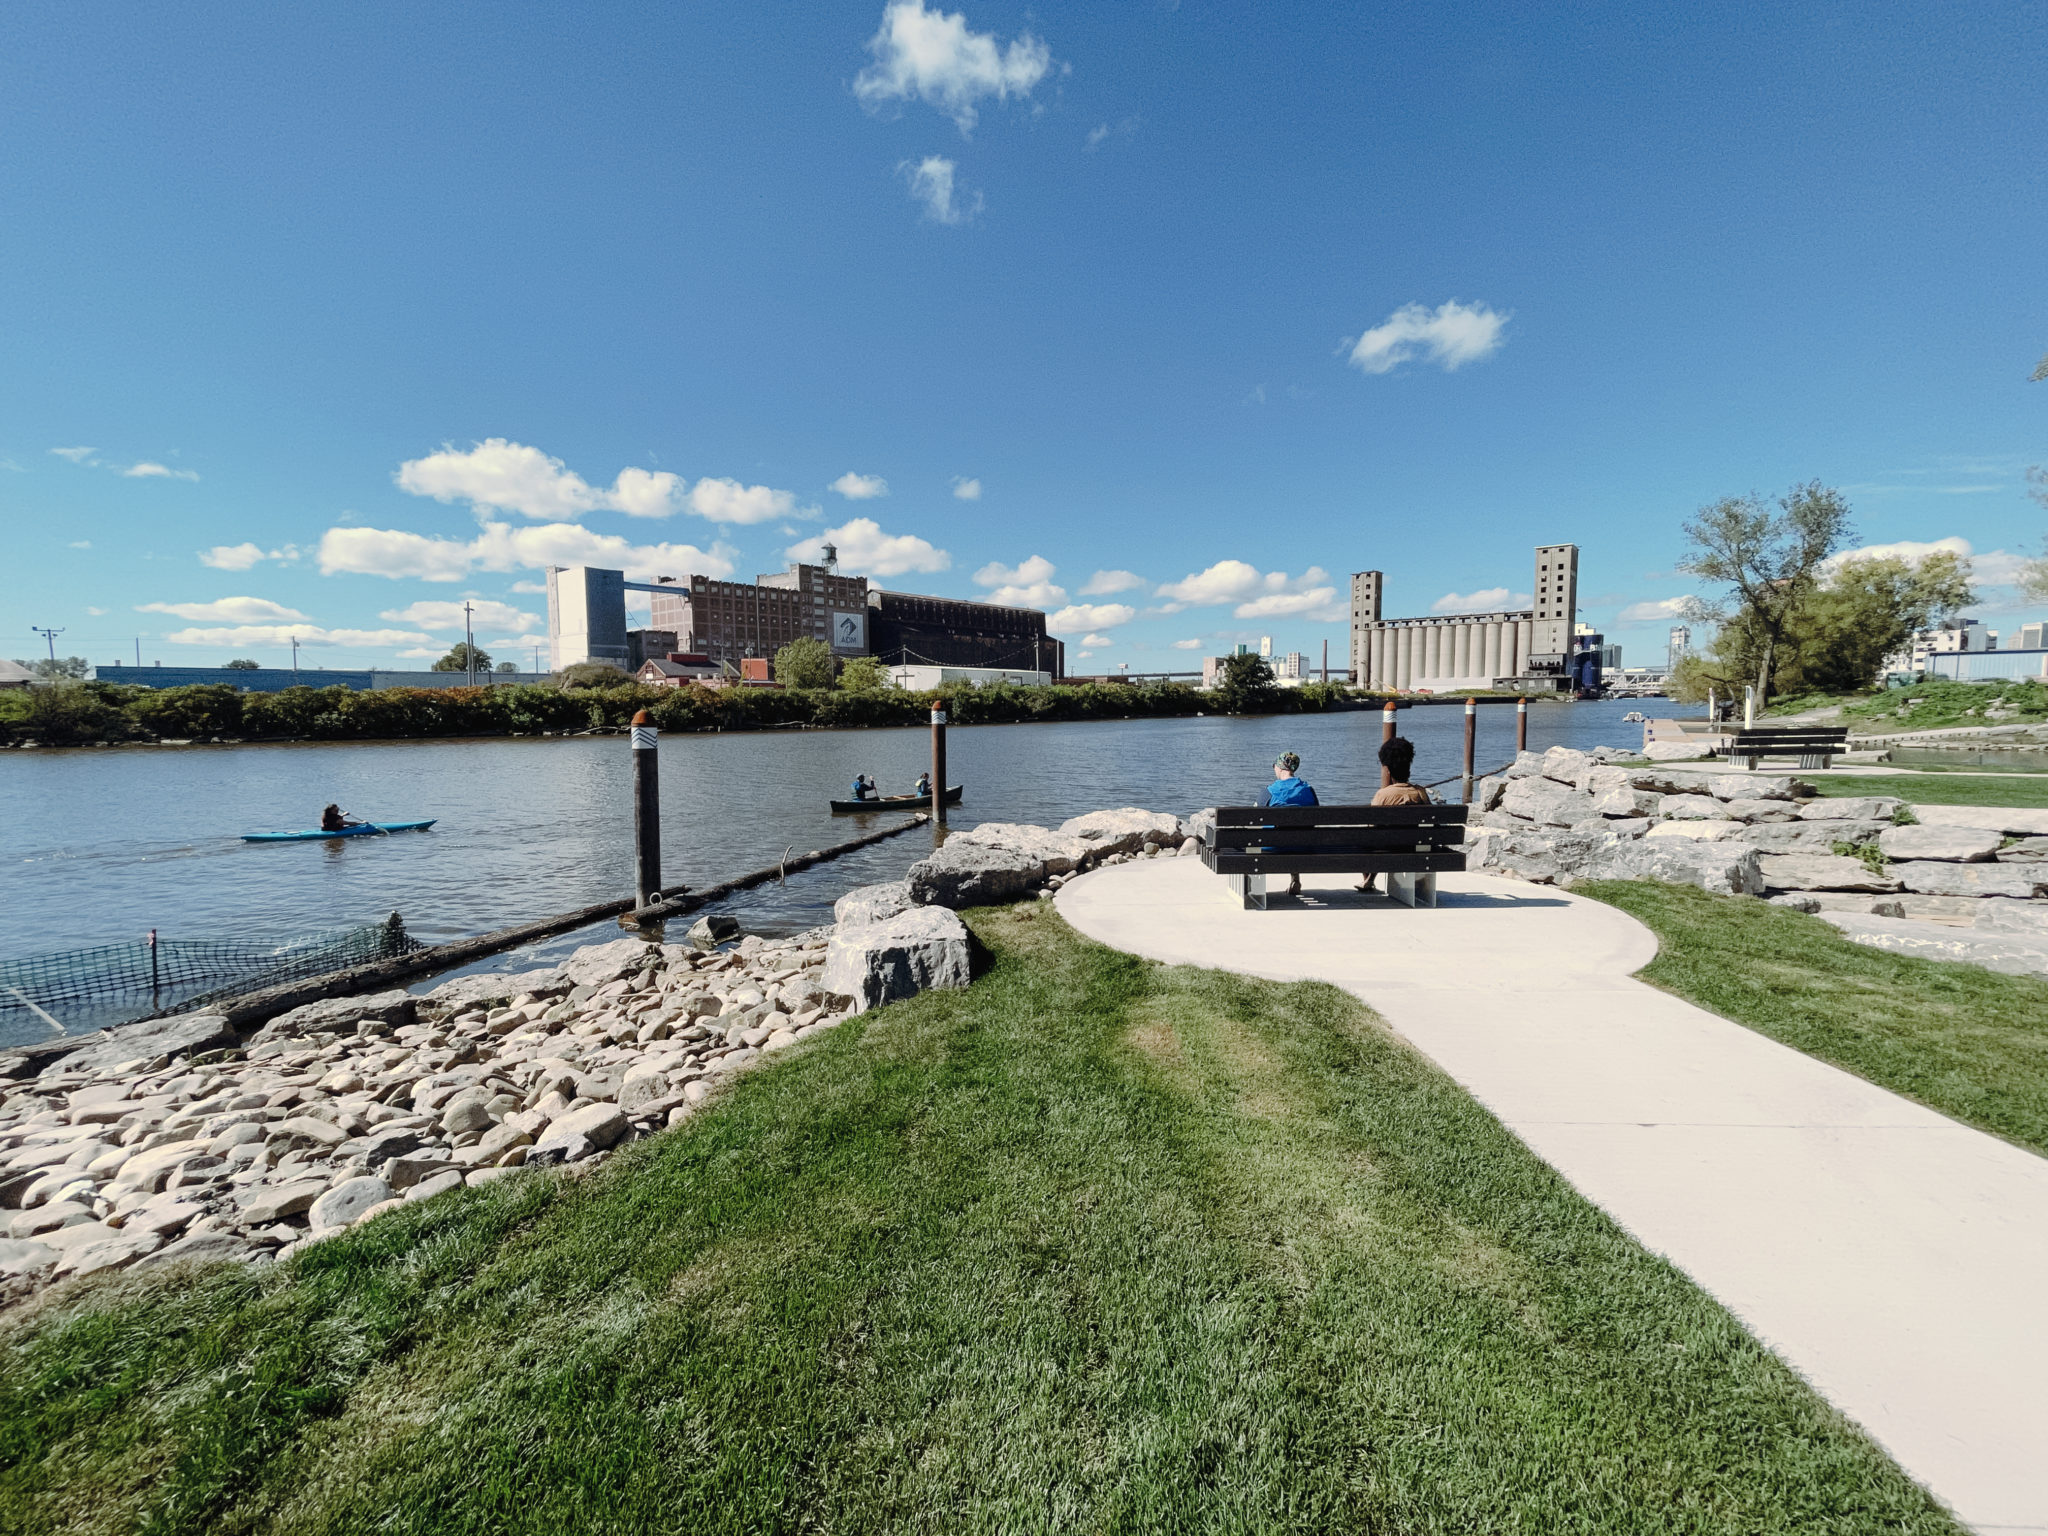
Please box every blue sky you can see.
[4,1,2044,674]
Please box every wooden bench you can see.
[1199,803,1468,911]
[1723,725,1851,771]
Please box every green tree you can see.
[1780,550,1974,692]
[836,655,889,693]
[20,656,90,680]
[431,641,492,674]
[1213,652,1279,715]
[557,660,627,689]
[223,658,260,670]
[1676,481,1854,705]
[495,660,521,674]
[774,636,836,689]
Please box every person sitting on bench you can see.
[1256,751,1318,896]
[1357,736,1429,892]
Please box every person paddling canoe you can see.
[320,803,364,832]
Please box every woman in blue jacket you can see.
[1255,752,1317,895]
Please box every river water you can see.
[1,699,1669,1041]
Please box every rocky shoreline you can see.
[0,808,1193,1310]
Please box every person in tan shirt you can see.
[1359,736,1429,892]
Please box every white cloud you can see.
[396,438,696,521]
[1821,535,2033,589]
[786,517,950,577]
[855,0,1052,132]
[1346,300,1508,375]
[68,540,92,550]
[137,596,311,624]
[1234,589,1340,620]
[509,580,547,594]
[1048,602,1136,634]
[687,477,806,525]
[1081,632,1113,647]
[378,600,540,634]
[317,520,739,584]
[901,156,979,224]
[1077,650,1094,660]
[50,446,96,463]
[1084,115,1139,152]
[1172,638,1203,650]
[199,541,299,570]
[1617,596,1696,623]
[973,554,1065,607]
[123,461,200,481]
[1081,569,1146,596]
[951,476,982,500]
[1155,560,1332,609]
[85,606,107,616]
[161,624,435,650]
[830,472,889,500]
[1430,587,1530,614]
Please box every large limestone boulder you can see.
[906,840,1046,908]
[309,1176,394,1237]
[950,822,1094,873]
[1466,828,1607,885]
[1589,785,1662,820]
[1661,796,1732,822]
[1057,808,1183,857]
[1642,739,1716,762]
[1817,912,2048,978]
[1974,900,2048,937]
[1646,820,1745,842]
[1539,746,1595,786]
[1707,774,1796,801]
[1796,797,1903,822]
[47,1012,238,1080]
[558,938,659,988]
[1721,798,1799,824]
[1877,825,2002,863]
[1502,750,1546,779]
[530,1104,629,1166]
[1586,765,1706,797]
[426,969,570,1010]
[821,906,972,1014]
[833,880,916,927]
[1471,775,1507,812]
[1892,863,2047,899]
[1578,838,1764,896]
[1737,820,1889,853]
[1502,777,1593,827]
[1758,854,1904,893]
[248,989,417,1044]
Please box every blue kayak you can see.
[242,820,436,843]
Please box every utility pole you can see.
[32,626,63,667]
[134,637,141,667]
[464,602,475,686]
[290,634,300,684]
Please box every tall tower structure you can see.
[1531,544,1578,658]
[1349,570,1383,684]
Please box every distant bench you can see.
[1724,725,1851,771]
[1199,803,1468,911]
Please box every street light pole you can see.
[464,602,475,686]
[290,634,300,685]
[32,626,63,666]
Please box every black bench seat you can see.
[1723,725,1851,771]
[1199,803,1468,910]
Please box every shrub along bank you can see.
[0,678,1365,748]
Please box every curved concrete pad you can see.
[1057,860,2048,1535]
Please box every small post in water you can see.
[930,705,949,824]
[1516,696,1528,753]
[631,709,662,908]
[1462,697,1478,803]
[1381,700,1397,787]
[148,928,159,1005]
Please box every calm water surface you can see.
[1,700,1665,1025]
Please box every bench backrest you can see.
[1726,726,1850,748]
[1210,803,1467,854]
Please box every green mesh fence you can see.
[0,916,422,1044]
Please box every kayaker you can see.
[319,804,362,832]
[1255,752,1318,897]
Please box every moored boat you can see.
[829,786,962,814]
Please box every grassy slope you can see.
[1582,882,2048,1156]
[0,908,1955,1535]
[1805,772,2048,807]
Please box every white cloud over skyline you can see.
[1081,569,1146,595]
[951,476,981,500]
[318,520,740,583]
[1616,595,1696,622]
[855,0,1053,133]
[1430,586,1531,614]
[379,599,541,634]
[123,461,200,481]
[138,596,310,624]
[1153,560,1339,619]
[973,554,1065,607]
[1346,300,1508,375]
[830,471,889,500]
[787,517,950,576]
[161,624,435,650]
[50,446,96,463]
[394,439,809,526]
[901,156,978,224]
[200,542,299,570]
[1048,601,1135,634]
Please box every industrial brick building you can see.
[549,545,1062,680]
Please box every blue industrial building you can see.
[87,665,545,693]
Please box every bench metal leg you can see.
[1387,871,1437,908]
[1227,873,1267,911]
[1799,753,1830,770]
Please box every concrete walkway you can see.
[1056,862,2048,1535]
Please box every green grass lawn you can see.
[1841,677,2048,732]
[0,907,1957,1535]
[1582,881,2048,1156]
[1805,772,2048,807]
